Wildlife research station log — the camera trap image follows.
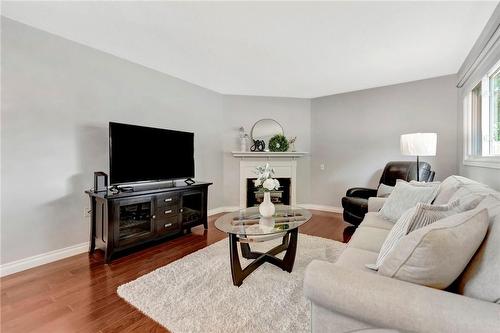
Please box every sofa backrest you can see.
[433,175,486,204]
[457,194,500,303]
[436,176,500,303]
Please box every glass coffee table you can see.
[215,205,312,286]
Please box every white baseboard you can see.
[297,204,343,213]
[0,242,89,277]
[1,204,341,277]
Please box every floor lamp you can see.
[400,133,437,181]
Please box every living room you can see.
[1,1,499,332]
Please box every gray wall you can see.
[456,5,500,190]
[221,96,311,206]
[310,75,459,206]
[1,18,225,264]
[1,18,313,264]
[0,17,462,266]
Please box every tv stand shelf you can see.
[85,181,212,263]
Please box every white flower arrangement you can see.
[254,163,280,191]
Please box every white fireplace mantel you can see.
[231,151,308,158]
[232,152,307,209]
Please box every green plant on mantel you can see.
[268,134,289,152]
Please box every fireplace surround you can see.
[232,151,307,209]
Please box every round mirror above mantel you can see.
[251,119,284,145]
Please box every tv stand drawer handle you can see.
[164,198,173,202]
[164,223,173,228]
[164,210,172,214]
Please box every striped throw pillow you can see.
[367,200,460,270]
[407,200,460,232]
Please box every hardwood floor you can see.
[0,210,350,333]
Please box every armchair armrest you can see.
[368,197,386,212]
[346,187,377,199]
[304,260,500,333]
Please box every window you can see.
[469,82,482,156]
[464,61,500,168]
[490,67,500,155]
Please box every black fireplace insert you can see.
[246,178,291,207]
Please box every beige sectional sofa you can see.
[304,176,500,333]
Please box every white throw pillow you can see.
[433,177,461,204]
[368,200,460,270]
[377,183,394,198]
[409,180,441,187]
[378,181,439,222]
[378,208,489,289]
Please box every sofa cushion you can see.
[433,176,466,204]
[335,247,378,273]
[347,226,390,253]
[457,194,500,303]
[372,200,461,270]
[378,209,489,289]
[311,303,377,333]
[377,183,394,198]
[368,197,387,212]
[448,185,491,206]
[434,175,490,203]
[379,181,439,222]
[409,180,441,187]
[360,212,394,230]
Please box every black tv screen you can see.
[109,122,194,185]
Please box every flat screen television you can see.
[109,122,194,185]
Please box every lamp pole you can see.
[416,155,420,182]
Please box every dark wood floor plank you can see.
[1,210,349,333]
[2,303,73,333]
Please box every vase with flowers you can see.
[254,163,280,218]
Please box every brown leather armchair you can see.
[342,161,435,226]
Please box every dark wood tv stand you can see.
[85,181,212,263]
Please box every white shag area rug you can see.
[117,234,345,333]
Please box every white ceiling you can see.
[2,1,497,98]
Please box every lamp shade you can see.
[400,133,437,156]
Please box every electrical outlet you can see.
[84,207,91,218]
[320,164,325,170]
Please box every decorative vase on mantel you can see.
[259,192,275,218]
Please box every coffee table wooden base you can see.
[228,228,298,287]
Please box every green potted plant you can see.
[268,134,289,152]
